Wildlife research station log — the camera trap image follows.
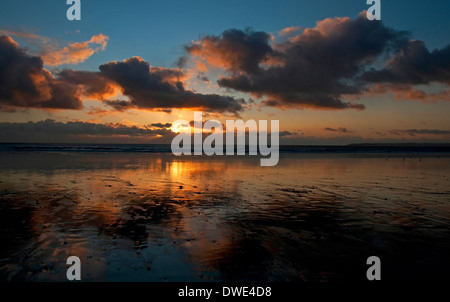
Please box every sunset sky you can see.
[0,0,449,144]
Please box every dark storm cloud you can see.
[57,69,116,100]
[185,28,275,74]
[96,57,245,113]
[188,13,449,110]
[0,35,82,110]
[0,119,174,142]
[361,41,450,85]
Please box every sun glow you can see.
[171,121,188,134]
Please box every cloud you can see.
[185,28,276,74]
[41,34,109,66]
[0,119,175,143]
[57,69,120,100]
[0,29,50,44]
[95,56,246,113]
[392,129,450,136]
[323,127,351,133]
[364,83,450,103]
[3,14,448,115]
[149,122,172,128]
[218,13,409,110]
[186,13,445,110]
[86,106,117,117]
[279,26,302,37]
[2,30,109,66]
[0,35,245,113]
[358,40,450,102]
[197,72,210,82]
[102,100,135,111]
[0,35,82,110]
[279,130,296,137]
[361,40,450,85]
[49,56,245,113]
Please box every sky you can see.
[0,0,449,144]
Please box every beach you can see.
[0,151,449,281]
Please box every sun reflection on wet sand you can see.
[0,152,449,281]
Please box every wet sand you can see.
[0,152,449,281]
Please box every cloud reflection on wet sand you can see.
[0,152,449,281]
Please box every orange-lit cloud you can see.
[279,26,302,37]
[1,30,108,66]
[0,35,245,113]
[364,84,450,103]
[294,16,351,41]
[41,34,108,66]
